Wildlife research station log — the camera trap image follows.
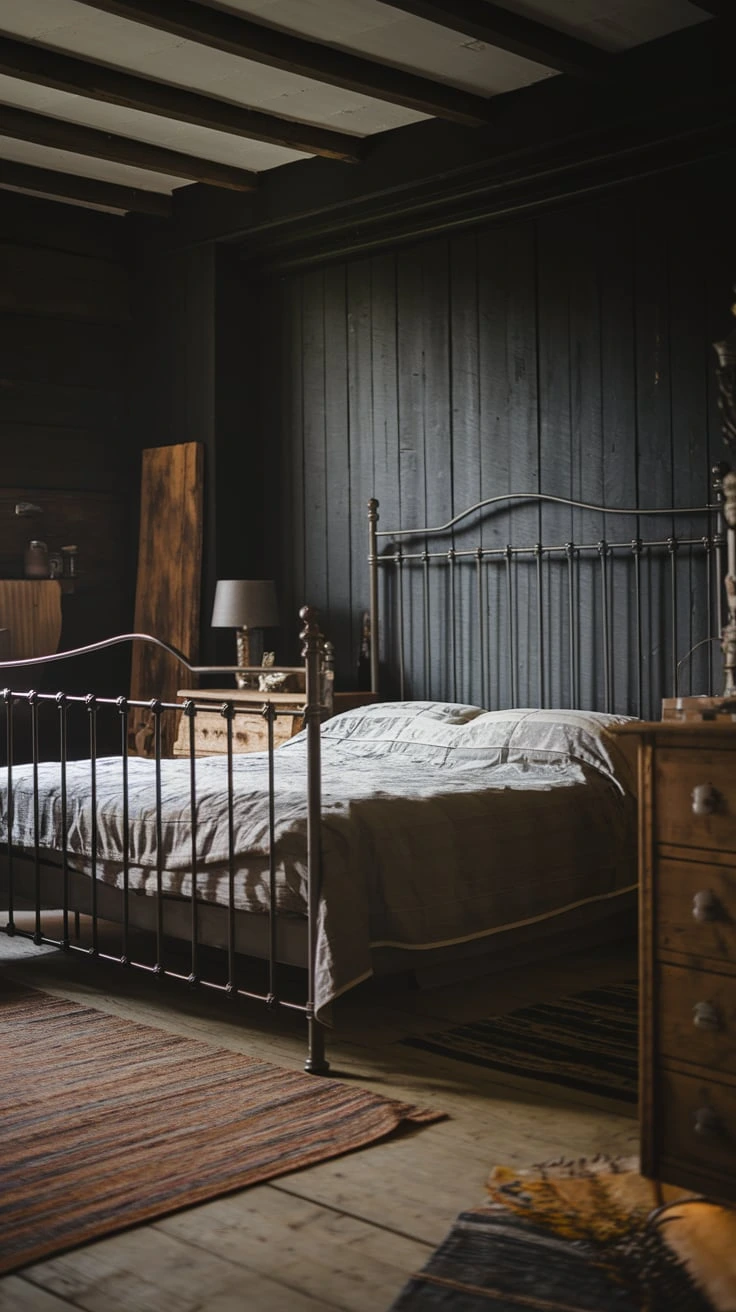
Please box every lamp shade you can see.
[211,579,279,629]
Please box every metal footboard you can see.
[0,606,329,1075]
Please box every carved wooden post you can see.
[713,294,736,696]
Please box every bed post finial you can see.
[367,500,379,696]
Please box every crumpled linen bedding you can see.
[0,702,637,1018]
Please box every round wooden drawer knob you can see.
[693,1106,724,1139]
[691,783,721,815]
[692,1001,721,1032]
[692,889,721,922]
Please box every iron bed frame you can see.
[367,474,728,716]
[0,480,728,1075]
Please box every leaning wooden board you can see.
[129,443,203,757]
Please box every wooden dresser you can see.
[626,720,736,1202]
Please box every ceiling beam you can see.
[379,0,613,81]
[0,34,363,162]
[687,2,726,12]
[0,104,257,191]
[73,0,494,127]
[0,156,172,215]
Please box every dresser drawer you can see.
[655,748,736,852]
[659,1067,736,1185]
[656,857,736,964]
[657,963,736,1077]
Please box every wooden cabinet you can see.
[173,688,306,758]
[624,721,736,1203]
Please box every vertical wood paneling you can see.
[264,160,730,713]
[634,177,676,717]
[396,248,427,699]
[478,221,538,709]
[301,271,328,618]
[598,195,638,714]
[421,239,452,703]
[323,265,351,674]
[449,232,481,706]
[369,254,401,695]
[347,259,375,684]
[282,278,305,659]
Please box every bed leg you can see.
[304,1014,330,1075]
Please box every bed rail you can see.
[368,477,726,721]
[0,606,330,1075]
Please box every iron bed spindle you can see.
[599,541,611,713]
[449,548,458,703]
[223,701,237,993]
[368,498,380,695]
[3,690,14,932]
[85,695,99,954]
[57,693,70,950]
[505,546,516,707]
[188,704,200,986]
[475,548,486,711]
[153,700,164,972]
[535,544,544,708]
[30,693,42,943]
[565,544,578,708]
[265,702,278,1005]
[396,551,406,701]
[668,537,678,698]
[422,551,430,698]
[632,539,643,720]
[697,535,713,697]
[116,697,130,964]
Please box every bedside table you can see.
[173,687,306,758]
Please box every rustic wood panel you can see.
[129,443,204,757]
[261,157,730,709]
[0,579,62,661]
[323,265,351,679]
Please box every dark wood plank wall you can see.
[259,157,733,715]
[0,191,134,719]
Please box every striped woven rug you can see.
[0,977,441,1277]
[402,982,638,1103]
[390,1156,735,1310]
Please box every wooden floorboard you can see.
[0,919,638,1310]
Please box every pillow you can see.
[318,700,486,763]
[459,708,638,793]
[318,701,637,790]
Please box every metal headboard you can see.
[367,479,727,720]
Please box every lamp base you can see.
[235,627,254,689]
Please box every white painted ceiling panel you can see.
[0,0,427,132]
[0,0,714,213]
[0,132,185,191]
[208,0,558,94]
[214,0,706,55]
[0,74,306,170]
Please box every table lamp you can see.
[211,579,279,688]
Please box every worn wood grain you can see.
[0,579,61,661]
[129,443,204,758]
